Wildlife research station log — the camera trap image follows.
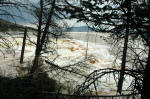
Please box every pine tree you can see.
[62,0,150,95]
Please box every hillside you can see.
[0,18,36,32]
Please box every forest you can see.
[0,0,149,99]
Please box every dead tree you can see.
[117,0,131,94]
[28,0,69,77]
[30,0,56,76]
[74,68,142,95]
[20,27,27,64]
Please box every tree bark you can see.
[30,0,56,76]
[141,36,150,99]
[117,0,130,94]
[29,0,43,75]
[117,25,129,94]
[141,1,150,98]
[20,28,27,64]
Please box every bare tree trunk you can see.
[85,28,89,59]
[29,0,43,75]
[30,0,56,76]
[141,48,150,99]
[20,27,27,64]
[117,25,129,94]
[117,0,130,94]
[141,1,150,96]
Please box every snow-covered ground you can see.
[0,32,133,95]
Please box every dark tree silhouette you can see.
[20,27,27,64]
[61,0,150,96]
[117,0,131,94]
[30,0,56,76]
[28,0,68,77]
